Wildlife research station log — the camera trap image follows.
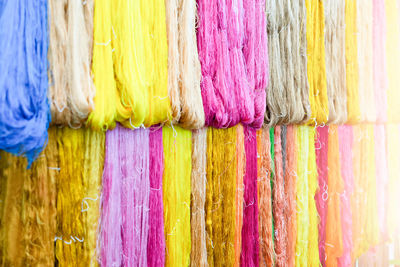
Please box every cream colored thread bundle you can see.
[48,0,95,126]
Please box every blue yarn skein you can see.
[0,0,50,168]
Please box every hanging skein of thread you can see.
[314,126,329,267]
[205,127,237,266]
[305,0,329,125]
[325,125,344,266]
[373,0,388,123]
[345,0,361,124]
[257,127,274,267]
[265,0,310,125]
[357,0,376,122]
[148,128,166,267]
[272,126,287,266]
[385,0,400,122]
[323,0,348,124]
[99,127,123,266]
[190,128,208,266]
[48,0,95,126]
[235,125,245,267]
[0,0,50,167]
[373,125,389,241]
[88,0,119,130]
[284,125,298,267]
[55,128,105,266]
[307,127,320,267]
[269,127,275,250]
[338,125,354,267]
[163,126,192,266]
[0,128,57,266]
[165,0,205,128]
[241,127,260,266]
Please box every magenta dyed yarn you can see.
[197,0,267,128]
[337,125,354,267]
[147,127,166,266]
[100,126,123,266]
[241,127,260,266]
[314,126,329,267]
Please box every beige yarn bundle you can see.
[265,0,310,126]
[165,0,205,129]
[48,0,95,127]
[324,0,348,124]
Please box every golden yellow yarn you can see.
[385,0,400,123]
[345,0,361,123]
[55,128,104,266]
[206,127,237,267]
[306,0,329,125]
[162,126,192,267]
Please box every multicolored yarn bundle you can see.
[1,0,400,266]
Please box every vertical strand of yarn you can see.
[272,126,287,266]
[357,0,375,122]
[373,0,388,122]
[295,126,310,267]
[256,127,274,267]
[235,125,245,267]
[163,126,192,266]
[269,127,275,248]
[148,127,166,267]
[305,0,329,125]
[384,0,400,122]
[0,0,50,166]
[314,126,329,266]
[241,127,260,266]
[99,127,123,266]
[324,0,347,124]
[325,125,344,266]
[205,127,237,266]
[284,125,298,267]
[178,0,205,128]
[307,127,320,267]
[345,0,361,123]
[88,0,118,130]
[48,0,95,126]
[373,125,389,241]
[337,125,354,267]
[190,128,208,266]
[120,127,150,266]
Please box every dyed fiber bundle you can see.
[272,126,287,266]
[205,127,237,266]
[357,0,376,122]
[55,127,105,266]
[314,126,328,266]
[345,0,361,123]
[190,128,208,266]
[385,0,400,122]
[323,0,347,124]
[265,0,310,125]
[48,0,95,126]
[325,125,344,266]
[148,128,166,267]
[0,128,57,266]
[165,0,205,129]
[197,0,267,128]
[373,0,388,123]
[163,126,192,266]
[0,0,50,167]
[256,127,274,267]
[206,127,238,266]
[235,125,245,267]
[338,125,354,267]
[284,125,298,267]
[241,127,260,266]
[305,0,329,125]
